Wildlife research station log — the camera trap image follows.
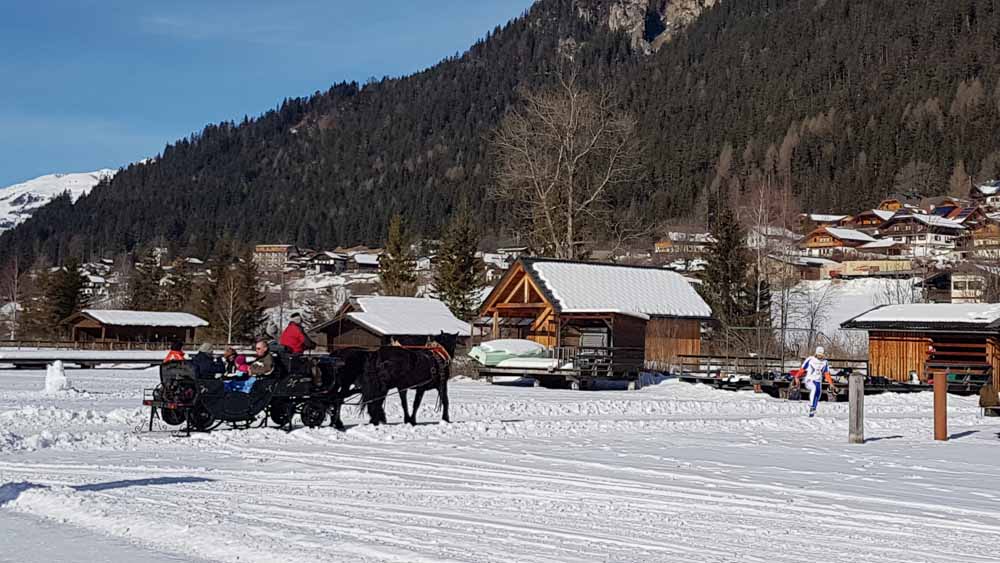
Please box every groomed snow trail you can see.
[2,368,1000,562]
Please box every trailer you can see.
[475,345,646,390]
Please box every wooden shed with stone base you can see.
[478,258,713,369]
[841,303,1000,387]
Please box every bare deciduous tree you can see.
[492,73,642,259]
[0,257,20,339]
[215,272,241,345]
[874,277,920,306]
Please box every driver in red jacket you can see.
[279,312,316,354]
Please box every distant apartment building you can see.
[253,244,298,273]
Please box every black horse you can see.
[360,332,459,426]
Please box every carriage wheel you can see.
[160,407,185,426]
[269,399,294,427]
[301,400,327,428]
[187,403,215,432]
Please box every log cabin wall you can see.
[987,338,1000,389]
[325,320,383,350]
[868,331,930,381]
[646,318,701,368]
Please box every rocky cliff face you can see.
[581,0,719,54]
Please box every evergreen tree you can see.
[234,253,266,341]
[379,214,417,297]
[129,249,165,310]
[700,205,756,328]
[433,203,485,320]
[48,258,89,337]
[162,257,194,312]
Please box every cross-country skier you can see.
[801,346,835,417]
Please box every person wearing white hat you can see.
[801,346,834,417]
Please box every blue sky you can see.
[0,0,535,186]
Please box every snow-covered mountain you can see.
[0,169,116,232]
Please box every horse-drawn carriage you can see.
[142,333,459,433]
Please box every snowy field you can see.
[2,369,1000,562]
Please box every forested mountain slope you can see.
[5,0,1000,264]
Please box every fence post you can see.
[934,372,948,441]
[849,373,864,444]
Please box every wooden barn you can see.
[478,258,713,368]
[841,304,1000,386]
[68,309,208,343]
[312,296,471,350]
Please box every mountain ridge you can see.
[0,169,116,233]
[5,0,1000,266]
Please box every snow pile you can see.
[44,361,72,394]
[0,169,115,232]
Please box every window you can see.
[968,281,984,291]
[954,282,968,291]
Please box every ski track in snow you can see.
[2,368,1000,562]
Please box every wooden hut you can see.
[68,310,208,343]
[312,296,471,350]
[478,258,713,368]
[841,304,1000,386]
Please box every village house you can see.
[299,251,348,275]
[799,226,876,257]
[747,225,801,252]
[876,214,965,257]
[968,218,1000,259]
[921,271,987,304]
[799,213,850,233]
[971,181,1000,210]
[654,232,714,256]
[477,257,713,368]
[845,209,896,232]
[877,195,921,213]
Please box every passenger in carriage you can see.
[249,339,276,377]
[279,312,316,354]
[191,343,224,378]
[222,347,251,376]
[163,341,186,363]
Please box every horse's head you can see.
[433,332,460,358]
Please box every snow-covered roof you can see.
[80,309,209,327]
[353,253,381,266]
[808,213,849,223]
[346,297,470,336]
[842,303,1000,331]
[527,259,712,319]
[872,209,895,221]
[976,182,1000,196]
[911,214,966,230]
[859,239,900,249]
[825,227,877,243]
